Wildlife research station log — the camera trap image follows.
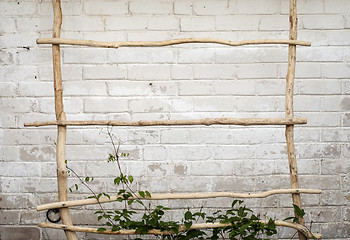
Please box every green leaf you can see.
[97,228,106,232]
[97,216,102,221]
[128,175,134,183]
[145,191,151,198]
[97,193,102,200]
[138,191,145,198]
[103,193,111,199]
[128,199,134,205]
[112,225,120,232]
[75,184,78,191]
[283,216,297,222]
[185,211,192,220]
[293,204,305,218]
[114,177,121,185]
[85,176,89,182]
[94,210,103,214]
[184,221,192,230]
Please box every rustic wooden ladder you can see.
[25,0,322,239]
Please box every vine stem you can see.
[105,127,150,213]
[66,165,115,227]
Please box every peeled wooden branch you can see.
[37,38,311,48]
[285,1,307,240]
[24,117,307,127]
[37,189,321,211]
[51,0,78,239]
[38,220,322,239]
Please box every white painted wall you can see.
[1,0,349,239]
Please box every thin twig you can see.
[106,127,150,213]
[66,165,115,227]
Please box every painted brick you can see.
[83,65,127,80]
[193,0,234,15]
[39,1,82,16]
[83,31,126,42]
[215,80,256,95]
[257,47,288,63]
[0,17,16,33]
[38,65,82,81]
[323,63,350,79]
[190,128,233,144]
[216,15,259,31]
[174,0,193,15]
[171,65,192,80]
[105,16,148,31]
[18,82,53,97]
[170,97,193,112]
[0,98,38,114]
[299,80,342,95]
[321,159,350,175]
[302,15,345,30]
[84,0,128,16]
[0,83,18,97]
[297,47,343,62]
[128,129,160,144]
[160,129,190,144]
[126,31,173,41]
[180,17,215,31]
[216,47,259,63]
[63,48,108,64]
[343,79,350,94]
[193,96,235,112]
[148,16,179,31]
[129,0,173,15]
[192,64,236,79]
[237,63,278,79]
[0,163,40,177]
[0,2,37,16]
[63,81,107,96]
[0,66,37,83]
[178,48,215,63]
[17,49,52,65]
[294,96,321,112]
[259,16,289,31]
[0,227,40,240]
[303,112,342,127]
[236,0,281,14]
[321,129,350,142]
[324,0,350,14]
[234,96,281,112]
[84,98,128,113]
[256,80,284,95]
[151,48,176,63]
[16,17,53,33]
[128,65,171,80]
[62,16,104,32]
[179,80,214,96]
[108,81,151,96]
[281,0,324,15]
[129,98,170,113]
[150,81,178,96]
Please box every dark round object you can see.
[46,209,61,223]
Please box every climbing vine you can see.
[65,128,314,239]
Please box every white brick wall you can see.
[1,0,350,239]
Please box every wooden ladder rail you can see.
[286,0,307,239]
[51,0,78,239]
